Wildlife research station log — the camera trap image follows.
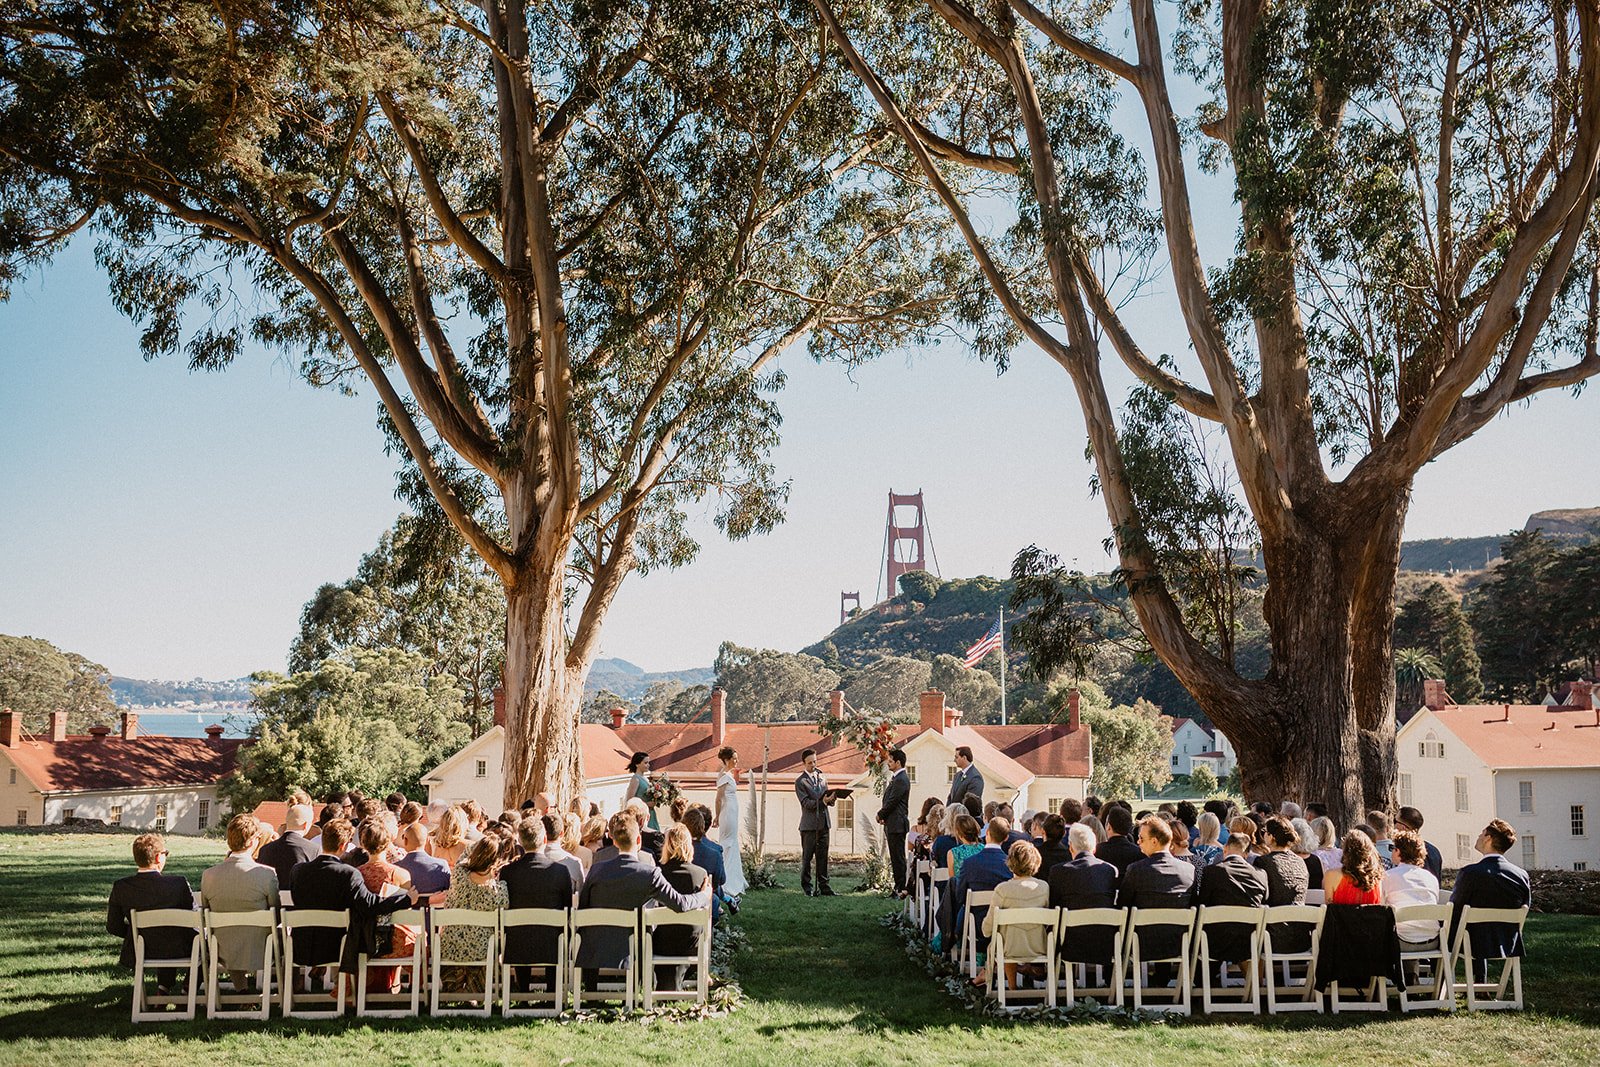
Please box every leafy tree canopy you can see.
[0,634,117,734]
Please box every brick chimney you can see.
[1567,679,1594,711]
[827,690,845,721]
[89,725,111,742]
[945,705,963,729]
[1422,679,1450,710]
[919,690,946,733]
[1066,687,1081,732]
[711,687,727,745]
[49,711,69,742]
[204,724,225,740]
[0,709,16,748]
[119,711,138,740]
[493,686,506,728]
[610,706,627,729]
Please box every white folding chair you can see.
[1451,905,1529,1011]
[1055,907,1127,1008]
[1191,905,1263,1014]
[959,890,996,978]
[928,868,950,939]
[280,909,349,1018]
[429,908,498,1017]
[571,908,639,1010]
[1261,904,1324,1014]
[1393,904,1454,1012]
[204,910,277,1020]
[278,890,294,908]
[641,907,713,1008]
[1303,889,1326,906]
[1325,908,1392,1014]
[130,908,204,1022]
[986,907,1057,1012]
[500,908,569,1017]
[356,908,426,1018]
[1125,907,1194,1015]
[909,859,930,927]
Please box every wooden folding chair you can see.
[571,908,639,1011]
[986,907,1057,1012]
[130,908,203,1023]
[641,907,713,1009]
[1393,904,1454,1012]
[1261,904,1324,1014]
[1451,905,1529,1011]
[429,908,498,1017]
[1125,907,1194,1015]
[1055,907,1127,1008]
[280,909,348,1019]
[959,890,996,979]
[356,908,426,1018]
[500,907,569,1017]
[1191,905,1263,1014]
[204,910,277,1020]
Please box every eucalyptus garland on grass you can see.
[561,923,750,1022]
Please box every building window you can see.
[155,803,169,832]
[1456,834,1473,862]
[109,805,123,826]
[475,759,487,779]
[1572,805,1586,837]
[1454,776,1469,813]
[947,766,958,782]
[836,795,854,828]
[1576,862,1589,872]
[7,768,14,785]
[1521,835,1537,869]
[198,800,210,831]
[1172,754,1180,768]
[1519,780,1534,814]
[1398,773,1413,808]
[1047,797,1067,815]
[62,808,74,823]
[15,809,25,827]
[905,766,916,783]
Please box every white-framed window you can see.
[1456,833,1473,862]
[905,766,916,783]
[836,795,855,828]
[7,768,14,785]
[1575,861,1589,872]
[1419,732,1445,759]
[15,809,26,827]
[198,799,210,831]
[109,805,123,826]
[1399,773,1413,808]
[1519,780,1535,814]
[1572,805,1586,837]
[947,766,958,782]
[1454,775,1470,813]
[1522,835,1537,869]
[475,759,487,779]
[155,803,169,832]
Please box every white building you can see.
[1396,679,1599,872]
[0,710,243,833]
[1168,716,1236,778]
[423,688,1092,856]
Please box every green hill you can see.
[802,575,1017,668]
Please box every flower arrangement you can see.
[643,772,681,808]
[817,702,898,793]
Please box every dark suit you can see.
[655,859,710,989]
[576,853,710,973]
[1118,852,1196,971]
[1449,853,1532,974]
[107,870,195,986]
[1422,839,1444,882]
[878,769,911,893]
[501,851,574,982]
[952,845,1012,952]
[1196,854,1267,963]
[1048,854,1119,967]
[258,831,318,889]
[692,837,727,922]
[287,853,411,971]
[947,764,984,805]
[1095,834,1145,881]
[795,769,833,894]
[1035,840,1073,878]
[395,848,451,895]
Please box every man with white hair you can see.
[1279,800,1303,820]
[258,803,317,887]
[1049,821,1120,977]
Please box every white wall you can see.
[0,751,41,826]
[46,787,225,834]
[1398,713,1498,869]
[1492,768,1599,871]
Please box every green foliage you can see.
[1083,699,1174,798]
[896,570,940,604]
[1470,531,1576,701]
[636,680,713,724]
[0,635,116,734]
[221,648,469,809]
[1188,764,1218,795]
[714,642,839,723]
[839,655,930,719]
[928,654,1001,724]
[1394,647,1444,713]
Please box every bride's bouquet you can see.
[644,772,681,808]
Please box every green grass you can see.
[0,832,1597,1065]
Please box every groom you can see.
[795,748,837,896]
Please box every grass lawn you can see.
[0,831,1596,1066]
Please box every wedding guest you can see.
[1384,830,1443,947]
[1324,831,1383,904]
[1449,819,1531,980]
[501,817,573,993]
[1193,812,1225,867]
[1095,805,1144,880]
[430,807,469,870]
[682,808,727,921]
[259,803,318,886]
[1396,806,1445,881]
[1079,813,1107,846]
[1166,813,1204,875]
[1176,801,1200,847]
[979,841,1048,990]
[1280,801,1303,820]
[1289,817,1324,888]
[654,826,710,991]
[1197,821,1267,972]
[1034,813,1072,876]
[579,816,607,862]
[947,814,982,881]
[397,801,424,831]
[356,819,417,993]
[1258,816,1309,905]
[1118,816,1196,984]
[1309,816,1342,873]
[930,806,959,869]
[951,818,1016,962]
[1367,810,1397,868]
[288,819,416,985]
[1203,800,1232,844]
[436,837,507,993]
[1058,798,1083,825]
[1051,823,1119,979]
[395,820,451,897]
[626,797,665,860]
[385,792,406,815]
[544,816,585,886]
[107,832,195,992]
[201,815,280,991]
[562,813,593,872]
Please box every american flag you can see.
[962,617,1003,668]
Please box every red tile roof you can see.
[250,801,330,830]
[2,734,245,794]
[1418,704,1600,769]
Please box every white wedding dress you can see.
[715,770,747,896]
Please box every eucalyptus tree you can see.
[0,0,972,804]
[813,0,1600,821]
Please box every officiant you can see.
[795,748,840,897]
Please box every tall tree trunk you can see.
[1350,489,1409,815]
[501,572,584,809]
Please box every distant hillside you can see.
[802,575,1016,668]
[110,676,255,706]
[1524,507,1600,539]
[584,658,715,700]
[1398,536,1504,573]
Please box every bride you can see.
[711,745,747,897]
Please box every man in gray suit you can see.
[796,748,838,896]
[947,746,984,806]
[576,813,710,989]
[200,814,280,990]
[876,748,911,896]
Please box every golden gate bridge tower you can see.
[840,490,942,621]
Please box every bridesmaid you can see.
[627,751,660,830]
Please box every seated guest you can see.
[258,803,318,887]
[625,798,665,861]
[1175,802,1200,847]
[1058,798,1083,825]
[289,819,417,984]
[1258,816,1309,905]
[576,813,711,990]
[429,806,469,870]
[1280,801,1303,820]
[951,818,1016,960]
[437,837,508,993]
[979,841,1049,990]
[1034,813,1072,876]
[1309,816,1342,873]
[395,821,451,897]
[1203,799,1232,844]
[108,833,196,993]
[579,816,607,863]
[930,806,960,869]
[201,815,280,991]
[460,800,488,839]
[1367,810,1396,869]
[1193,813,1225,865]
[565,814,594,872]
[1197,820,1268,972]
[544,815,585,886]
[961,793,983,821]
[1094,805,1144,881]
[1384,830,1443,948]
[915,803,945,859]
[946,814,982,880]
[996,804,1031,850]
[355,819,418,993]
[1049,823,1118,909]
[397,800,424,831]
[1289,817,1324,888]
[1166,813,1203,874]
[1449,819,1531,979]
[1118,815,1196,983]
[653,826,710,991]
[1305,802,1329,820]
[501,818,573,992]
[1323,830,1383,904]
[1396,806,1444,881]
[682,808,728,921]
[385,791,406,815]
[1079,813,1106,846]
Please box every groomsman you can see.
[876,749,911,896]
[795,749,837,896]
[947,746,984,806]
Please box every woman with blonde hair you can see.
[1079,813,1107,846]
[563,812,592,871]
[429,805,469,870]
[978,841,1050,990]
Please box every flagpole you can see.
[998,607,1007,726]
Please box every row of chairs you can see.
[128,902,713,1022]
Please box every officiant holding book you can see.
[796,749,844,897]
